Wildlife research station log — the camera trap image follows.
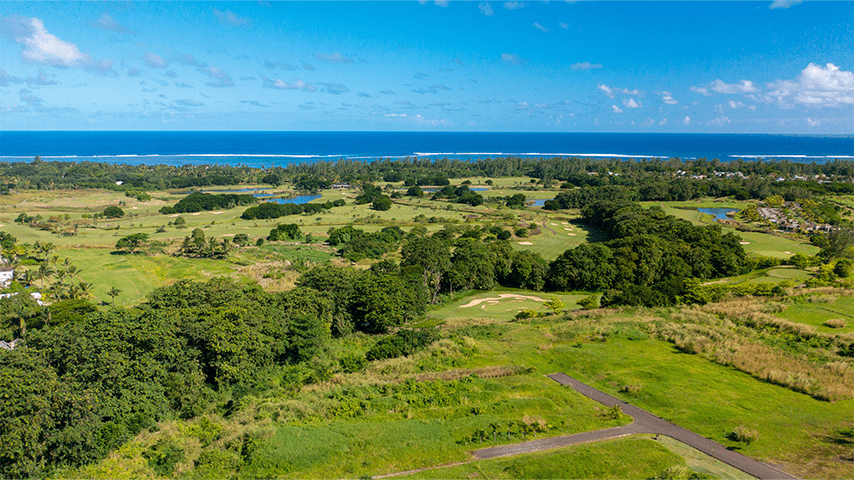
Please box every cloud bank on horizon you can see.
[0,1,851,133]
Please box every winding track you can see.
[472,373,797,480]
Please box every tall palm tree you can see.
[74,281,92,300]
[37,262,54,289]
[107,287,121,308]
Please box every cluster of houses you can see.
[756,205,835,234]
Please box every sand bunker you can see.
[212,211,223,214]
[169,214,179,218]
[192,212,202,216]
[784,251,792,254]
[564,227,572,231]
[518,241,533,245]
[550,223,558,226]
[739,241,751,245]
[561,221,568,224]
[568,233,576,236]
[460,293,549,309]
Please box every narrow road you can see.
[473,373,797,480]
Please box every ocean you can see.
[0,132,851,168]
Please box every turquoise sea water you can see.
[1,132,851,167]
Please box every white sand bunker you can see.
[170,214,179,217]
[564,227,572,231]
[212,211,223,214]
[568,233,576,236]
[192,212,202,216]
[460,293,549,309]
[561,221,568,224]
[518,241,533,245]
[739,241,751,245]
[784,251,792,254]
[550,223,558,226]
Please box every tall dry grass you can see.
[655,321,854,401]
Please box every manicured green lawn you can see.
[427,289,591,324]
[776,296,854,333]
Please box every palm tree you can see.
[74,281,93,300]
[66,265,79,283]
[37,262,54,289]
[107,287,121,308]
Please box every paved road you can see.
[473,373,797,480]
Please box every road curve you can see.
[479,373,795,480]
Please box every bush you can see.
[103,206,124,218]
[578,294,600,310]
[727,425,759,445]
[514,309,539,320]
[365,329,440,361]
[372,195,393,211]
[826,318,847,329]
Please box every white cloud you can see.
[262,75,315,92]
[708,116,731,126]
[479,3,494,16]
[144,52,166,68]
[320,82,349,95]
[612,105,623,113]
[661,94,678,105]
[710,79,759,94]
[690,86,710,96]
[658,118,667,126]
[213,9,252,27]
[642,117,654,126]
[202,66,233,87]
[622,98,642,108]
[571,62,602,70]
[175,99,204,107]
[89,13,132,35]
[501,53,526,65]
[533,22,549,33]
[598,84,614,98]
[1,15,112,72]
[504,2,526,10]
[559,22,569,29]
[434,0,450,7]
[728,100,745,109]
[25,69,57,86]
[682,116,690,125]
[620,88,640,95]
[765,63,854,108]
[769,0,803,9]
[806,117,821,127]
[313,52,353,64]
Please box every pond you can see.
[531,198,553,207]
[262,194,322,205]
[698,207,739,221]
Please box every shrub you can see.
[727,425,759,445]
[103,206,125,218]
[514,309,539,320]
[365,329,440,361]
[578,294,600,310]
[826,318,847,329]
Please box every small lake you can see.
[531,198,553,207]
[263,194,322,205]
[698,207,739,221]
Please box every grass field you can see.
[776,295,854,334]
[426,289,591,324]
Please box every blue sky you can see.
[1,1,852,133]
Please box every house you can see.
[0,267,13,288]
[332,183,351,189]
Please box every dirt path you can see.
[476,374,796,480]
